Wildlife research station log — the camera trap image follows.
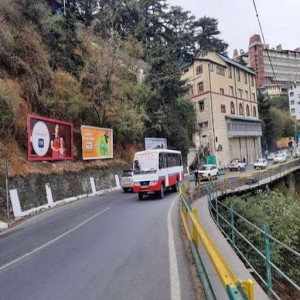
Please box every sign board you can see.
[145,138,167,150]
[27,115,73,161]
[81,126,113,160]
[276,137,294,149]
[205,155,216,165]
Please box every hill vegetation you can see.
[258,93,299,152]
[0,0,228,174]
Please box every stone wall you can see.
[0,167,123,218]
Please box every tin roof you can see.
[218,54,256,75]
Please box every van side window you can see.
[159,153,164,169]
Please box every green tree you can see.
[258,92,274,151]
[193,16,228,55]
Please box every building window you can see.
[183,68,189,73]
[245,91,249,100]
[252,93,256,101]
[228,66,232,78]
[291,100,295,105]
[246,104,250,116]
[187,85,193,96]
[220,88,224,95]
[251,76,254,86]
[196,65,203,75]
[238,89,243,99]
[244,72,248,84]
[236,69,240,81]
[239,103,244,115]
[198,82,204,93]
[291,108,295,113]
[229,86,234,96]
[209,63,213,72]
[216,66,225,75]
[230,101,235,114]
[221,105,226,113]
[253,106,257,117]
[199,122,208,129]
[198,100,204,112]
[290,92,294,97]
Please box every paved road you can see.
[0,189,196,300]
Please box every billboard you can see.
[27,115,73,161]
[276,137,294,149]
[145,138,167,150]
[81,126,113,160]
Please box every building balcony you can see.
[226,116,262,138]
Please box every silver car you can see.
[121,169,133,192]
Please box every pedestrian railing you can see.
[184,159,300,299]
[207,184,300,299]
[180,185,253,300]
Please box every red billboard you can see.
[27,115,73,161]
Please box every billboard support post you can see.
[5,160,10,222]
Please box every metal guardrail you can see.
[207,184,300,299]
[191,159,300,197]
[180,185,253,300]
[182,159,300,299]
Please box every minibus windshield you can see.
[134,152,158,174]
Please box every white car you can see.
[267,153,276,160]
[198,164,219,180]
[121,169,133,192]
[254,158,267,169]
[293,150,300,158]
[228,159,246,171]
[274,154,287,164]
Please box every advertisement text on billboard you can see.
[81,126,113,160]
[145,138,167,150]
[27,115,73,161]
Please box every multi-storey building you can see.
[234,34,300,96]
[289,84,300,120]
[181,51,262,168]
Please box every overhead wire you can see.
[252,0,280,89]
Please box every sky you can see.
[167,0,300,57]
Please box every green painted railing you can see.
[206,183,300,299]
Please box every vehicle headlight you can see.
[133,182,140,185]
[150,181,157,185]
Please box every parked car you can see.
[121,169,133,192]
[274,153,287,164]
[254,158,267,169]
[293,149,300,158]
[228,159,246,171]
[198,164,219,180]
[267,152,276,160]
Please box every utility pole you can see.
[5,160,10,222]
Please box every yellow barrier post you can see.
[192,208,199,249]
[241,280,254,300]
[224,172,228,181]
[188,181,192,193]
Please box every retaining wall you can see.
[0,166,123,218]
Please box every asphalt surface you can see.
[0,189,196,300]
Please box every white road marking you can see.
[0,206,111,272]
[168,196,181,300]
